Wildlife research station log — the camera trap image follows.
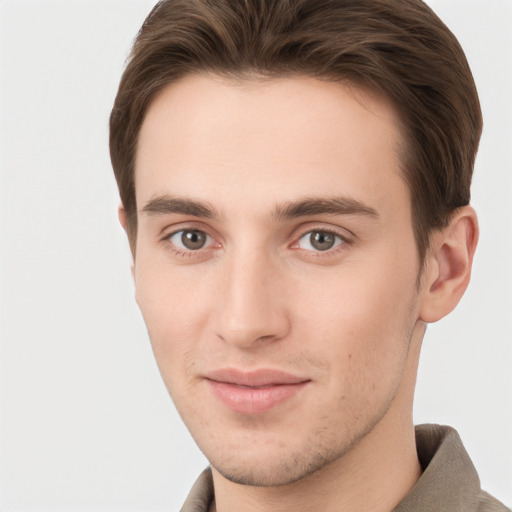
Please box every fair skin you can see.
[120,74,478,512]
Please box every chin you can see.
[212,450,336,487]
[205,422,369,488]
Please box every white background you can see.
[0,0,510,510]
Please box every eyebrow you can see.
[141,195,219,219]
[272,197,379,220]
[141,194,378,221]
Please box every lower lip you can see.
[206,380,309,414]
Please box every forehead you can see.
[135,74,406,215]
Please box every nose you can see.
[212,251,291,349]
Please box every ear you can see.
[419,206,479,323]
[118,203,136,277]
[118,203,128,230]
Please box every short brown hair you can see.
[109,0,482,260]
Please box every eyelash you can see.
[292,229,350,255]
[164,229,217,258]
[162,226,352,258]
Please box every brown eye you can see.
[182,230,207,249]
[169,229,210,250]
[310,232,335,251]
[297,230,344,252]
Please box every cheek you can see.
[135,250,210,323]
[134,261,212,374]
[292,258,417,382]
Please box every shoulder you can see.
[394,424,510,512]
[475,490,511,512]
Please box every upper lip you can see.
[205,368,310,387]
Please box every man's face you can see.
[133,75,426,486]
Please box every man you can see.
[109,0,510,510]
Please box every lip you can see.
[204,368,310,414]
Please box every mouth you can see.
[204,368,311,414]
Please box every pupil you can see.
[310,231,335,251]
[182,230,206,249]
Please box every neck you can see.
[210,322,425,512]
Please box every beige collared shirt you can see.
[180,424,510,512]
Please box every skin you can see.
[122,74,478,512]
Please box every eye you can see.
[297,230,344,252]
[168,229,212,251]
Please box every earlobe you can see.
[419,206,479,323]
